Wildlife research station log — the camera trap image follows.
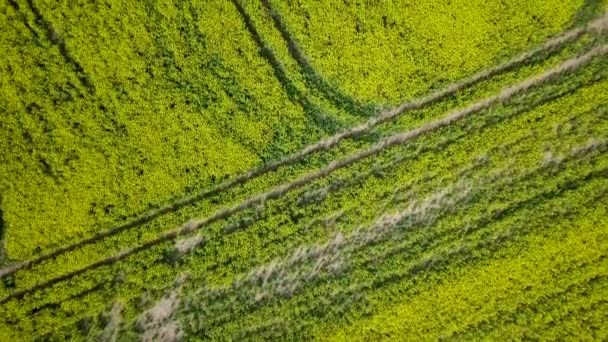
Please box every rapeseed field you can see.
[0,0,607,340]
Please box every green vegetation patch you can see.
[0,0,607,341]
[0,0,333,259]
[270,0,582,103]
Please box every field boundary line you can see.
[0,44,604,306]
[1,14,604,280]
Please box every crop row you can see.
[338,184,606,340]
[1,43,603,312]
[167,149,608,339]
[16,82,608,339]
[2,60,604,338]
[43,137,607,339]
[217,174,608,340]
[43,6,608,341]
[0,0,355,260]
[240,0,378,119]
[1,10,608,340]
[4,10,603,282]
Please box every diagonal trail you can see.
[19,104,606,322]
[0,14,605,280]
[0,43,605,306]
